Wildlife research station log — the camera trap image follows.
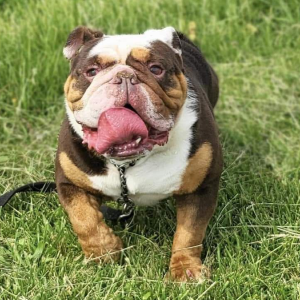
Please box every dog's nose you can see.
[109,66,139,85]
[116,72,139,85]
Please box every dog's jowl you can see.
[55,26,222,282]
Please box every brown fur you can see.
[177,73,188,102]
[63,75,72,95]
[64,76,84,111]
[64,26,103,60]
[130,47,151,63]
[165,73,187,106]
[56,28,223,283]
[175,142,213,195]
[169,183,219,282]
[59,152,97,193]
[96,55,117,67]
[168,255,207,282]
[57,184,122,262]
[126,41,187,112]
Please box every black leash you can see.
[0,159,140,222]
[0,182,56,207]
[0,181,128,222]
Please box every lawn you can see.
[0,0,300,299]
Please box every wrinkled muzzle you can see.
[74,64,174,158]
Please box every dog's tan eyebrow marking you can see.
[96,55,118,66]
[175,142,213,195]
[130,47,151,63]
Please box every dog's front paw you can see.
[167,254,209,283]
[79,226,123,263]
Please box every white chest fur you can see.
[88,91,197,206]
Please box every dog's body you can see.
[55,27,222,282]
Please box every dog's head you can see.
[63,26,187,159]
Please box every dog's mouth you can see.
[82,105,169,158]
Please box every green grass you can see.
[0,0,300,299]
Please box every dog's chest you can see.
[88,146,187,206]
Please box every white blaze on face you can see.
[88,27,181,62]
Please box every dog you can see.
[55,26,222,282]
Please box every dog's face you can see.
[63,26,187,159]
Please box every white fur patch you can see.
[88,87,197,206]
[144,27,182,55]
[89,27,181,60]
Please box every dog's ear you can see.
[144,26,182,55]
[63,26,103,60]
[165,27,182,55]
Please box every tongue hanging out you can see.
[82,107,149,155]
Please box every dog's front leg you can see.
[57,183,123,262]
[169,182,219,282]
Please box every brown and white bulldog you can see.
[55,26,222,282]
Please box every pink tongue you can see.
[83,107,149,154]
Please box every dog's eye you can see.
[149,65,164,76]
[86,67,99,78]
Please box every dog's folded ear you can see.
[144,26,182,55]
[63,26,103,60]
[166,27,182,55]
